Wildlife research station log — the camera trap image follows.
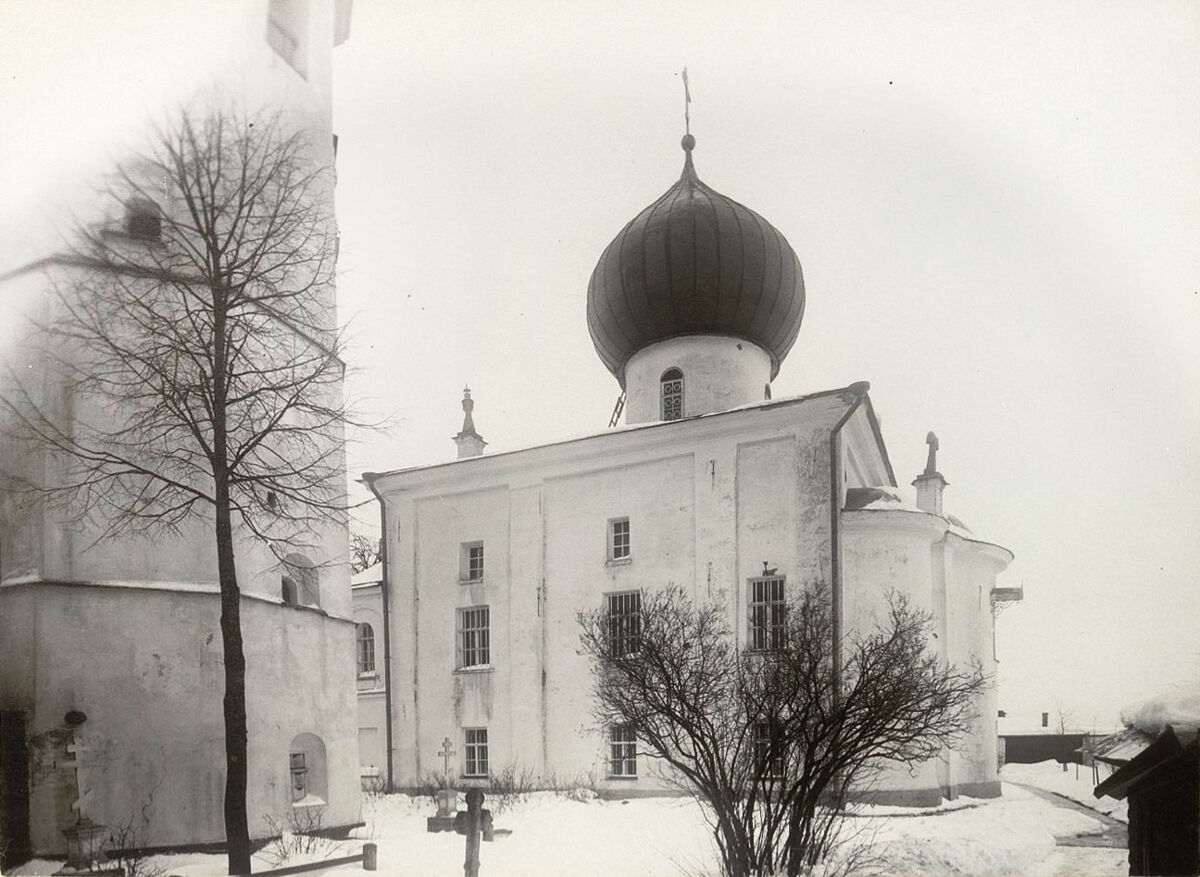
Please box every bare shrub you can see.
[106,815,165,877]
[579,582,987,877]
[260,805,353,867]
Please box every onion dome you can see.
[587,135,806,385]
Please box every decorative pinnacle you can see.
[924,431,939,475]
[460,386,477,434]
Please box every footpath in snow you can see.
[1000,759,1128,824]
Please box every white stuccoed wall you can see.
[623,336,773,423]
[377,392,900,795]
[0,0,359,854]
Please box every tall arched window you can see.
[356,623,376,675]
[661,368,683,421]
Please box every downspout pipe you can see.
[362,473,394,791]
[828,381,871,701]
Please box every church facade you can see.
[0,1,359,861]
[363,134,1015,804]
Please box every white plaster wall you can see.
[406,487,513,783]
[943,537,1004,795]
[378,394,916,797]
[352,580,387,782]
[2,585,357,855]
[841,511,945,802]
[624,336,772,423]
[841,511,1008,802]
[543,454,697,791]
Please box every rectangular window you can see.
[749,576,786,651]
[754,721,784,779]
[609,725,637,777]
[460,541,484,582]
[457,605,490,669]
[606,591,641,658]
[289,751,308,801]
[608,517,631,561]
[464,728,489,778]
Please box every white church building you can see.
[0,1,359,862]
[363,133,1016,805]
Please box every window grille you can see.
[289,752,308,801]
[356,623,375,675]
[606,591,641,658]
[749,576,786,651]
[609,725,638,777]
[754,721,784,779]
[609,517,631,561]
[464,728,489,777]
[458,606,490,668]
[661,368,683,420]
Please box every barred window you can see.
[461,541,484,582]
[607,591,641,658]
[457,606,490,669]
[464,728,488,778]
[289,751,308,801]
[754,721,784,779]
[609,517,631,561]
[609,725,637,777]
[749,576,786,651]
[356,623,375,675]
[661,368,684,421]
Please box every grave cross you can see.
[439,736,456,777]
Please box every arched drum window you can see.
[661,368,683,421]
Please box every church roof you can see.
[364,382,890,486]
[586,136,806,385]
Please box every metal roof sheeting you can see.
[587,143,805,384]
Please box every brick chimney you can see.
[912,431,948,516]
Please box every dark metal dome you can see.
[587,137,806,384]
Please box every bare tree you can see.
[579,583,988,877]
[350,531,381,574]
[2,108,352,875]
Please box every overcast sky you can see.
[3,1,1198,730]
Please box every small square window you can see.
[609,725,637,777]
[464,728,488,778]
[460,541,484,583]
[457,605,490,669]
[608,517,631,562]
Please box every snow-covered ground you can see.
[1001,759,1129,823]
[9,781,1126,877]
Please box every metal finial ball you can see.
[681,133,696,151]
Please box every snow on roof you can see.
[843,485,974,533]
[844,485,916,511]
[364,384,870,483]
[1120,683,1200,736]
[1089,726,1157,765]
[996,715,1091,737]
[351,562,382,587]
